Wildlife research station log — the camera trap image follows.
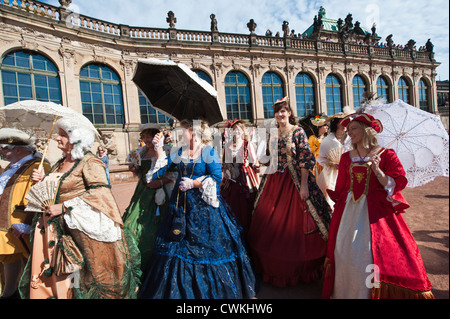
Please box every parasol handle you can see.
[38,115,58,172]
[368,132,406,165]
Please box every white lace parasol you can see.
[366,99,449,188]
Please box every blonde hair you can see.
[351,121,378,150]
[230,121,249,142]
[180,119,213,144]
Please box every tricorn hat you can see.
[339,112,383,133]
[0,128,32,146]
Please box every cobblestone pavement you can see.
[112,176,449,299]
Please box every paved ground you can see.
[112,176,449,299]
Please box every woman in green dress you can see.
[122,124,176,274]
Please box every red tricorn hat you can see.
[339,113,383,133]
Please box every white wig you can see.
[55,118,96,160]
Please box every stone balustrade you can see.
[0,0,435,62]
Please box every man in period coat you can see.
[0,128,50,299]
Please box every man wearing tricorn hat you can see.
[0,128,50,299]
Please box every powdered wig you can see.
[55,118,96,160]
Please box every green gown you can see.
[122,158,169,274]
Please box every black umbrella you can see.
[132,58,224,125]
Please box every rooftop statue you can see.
[318,6,326,19]
[247,19,257,34]
[167,11,177,29]
[282,20,290,37]
[210,14,218,32]
[425,39,434,53]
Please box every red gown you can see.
[323,149,434,299]
[221,140,260,235]
[248,127,331,287]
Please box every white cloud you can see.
[39,0,450,80]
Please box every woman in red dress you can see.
[247,97,332,287]
[322,113,434,299]
[221,120,260,235]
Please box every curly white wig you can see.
[55,118,96,160]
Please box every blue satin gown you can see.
[139,145,257,299]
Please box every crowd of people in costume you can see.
[0,96,434,299]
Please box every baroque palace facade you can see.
[0,0,442,165]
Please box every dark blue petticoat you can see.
[139,189,257,299]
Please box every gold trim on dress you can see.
[349,162,371,203]
[285,127,329,241]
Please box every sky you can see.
[41,0,449,80]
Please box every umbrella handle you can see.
[374,132,406,158]
[38,115,58,172]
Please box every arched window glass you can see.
[224,71,252,121]
[295,73,315,117]
[193,70,212,85]
[326,74,342,115]
[1,50,62,105]
[377,76,390,102]
[138,91,174,125]
[418,79,429,111]
[352,75,366,108]
[262,72,284,118]
[79,63,124,126]
[398,77,410,104]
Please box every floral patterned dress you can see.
[248,126,332,287]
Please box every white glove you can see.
[152,133,164,150]
[179,177,194,192]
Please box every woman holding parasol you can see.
[19,118,141,299]
[139,119,257,299]
[322,113,434,299]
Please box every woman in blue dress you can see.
[139,119,257,299]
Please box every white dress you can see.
[316,134,350,209]
[330,156,396,299]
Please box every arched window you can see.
[79,63,124,126]
[262,72,284,118]
[224,71,252,121]
[418,79,429,112]
[398,77,410,104]
[193,70,212,85]
[377,76,390,102]
[326,74,343,115]
[1,50,62,105]
[352,75,366,108]
[138,91,173,125]
[295,73,315,117]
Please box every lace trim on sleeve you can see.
[145,156,168,183]
[63,197,122,242]
[384,176,399,206]
[195,176,219,208]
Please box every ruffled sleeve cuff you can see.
[63,197,122,242]
[145,156,168,183]
[195,176,220,208]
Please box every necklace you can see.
[279,124,294,138]
[356,147,372,164]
